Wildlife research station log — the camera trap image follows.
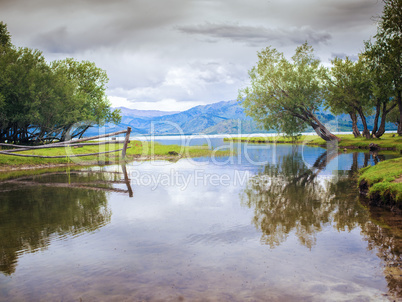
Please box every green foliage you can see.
[364,0,402,134]
[0,22,121,144]
[239,42,339,141]
[0,21,11,49]
[326,56,373,116]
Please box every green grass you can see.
[225,133,402,151]
[359,157,402,203]
[0,140,232,169]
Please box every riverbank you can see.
[225,133,402,152]
[359,157,402,212]
[0,140,230,172]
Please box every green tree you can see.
[365,0,402,135]
[239,43,340,142]
[51,58,121,141]
[0,21,11,49]
[325,56,374,138]
[367,53,396,138]
[0,21,121,144]
[0,47,50,143]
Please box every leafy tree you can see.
[325,56,374,138]
[239,43,341,142]
[0,21,11,49]
[50,58,121,141]
[365,0,402,135]
[366,53,396,138]
[0,22,121,144]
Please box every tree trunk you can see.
[349,111,361,138]
[310,113,341,142]
[356,107,370,139]
[371,99,381,137]
[78,126,91,139]
[374,102,396,138]
[293,108,341,142]
[398,92,402,136]
[310,120,341,142]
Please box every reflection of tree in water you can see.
[242,149,402,298]
[0,171,115,275]
[241,150,339,249]
[360,205,402,298]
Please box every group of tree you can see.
[0,22,120,144]
[240,0,401,142]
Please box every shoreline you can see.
[0,154,196,173]
[224,133,402,153]
[358,157,402,212]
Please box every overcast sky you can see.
[0,0,383,111]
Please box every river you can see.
[0,137,401,301]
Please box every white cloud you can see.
[107,61,243,110]
[109,96,200,112]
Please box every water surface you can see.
[0,142,401,301]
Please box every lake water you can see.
[0,138,401,301]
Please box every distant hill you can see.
[84,100,397,136]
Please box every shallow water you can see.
[0,142,401,301]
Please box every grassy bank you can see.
[358,157,402,207]
[225,133,402,152]
[0,140,231,171]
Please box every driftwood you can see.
[0,127,132,159]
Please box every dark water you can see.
[0,140,401,301]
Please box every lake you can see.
[0,138,401,301]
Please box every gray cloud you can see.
[0,0,384,110]
[7,0,192,53]
[330,53,359,62]
[177,23,332,46]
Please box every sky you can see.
[0,0,384,112]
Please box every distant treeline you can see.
[0,22,121,144]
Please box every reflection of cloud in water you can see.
[186,224,258,245]
[1,145,401,301]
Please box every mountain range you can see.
[84,100,397,136]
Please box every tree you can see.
[0,21,11,49]
[366,53,396,138]
[239,43,341,142]
[365,0,402,135]
[325,56,374,138]
[50,58,121,141]
[0,21,121,144]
